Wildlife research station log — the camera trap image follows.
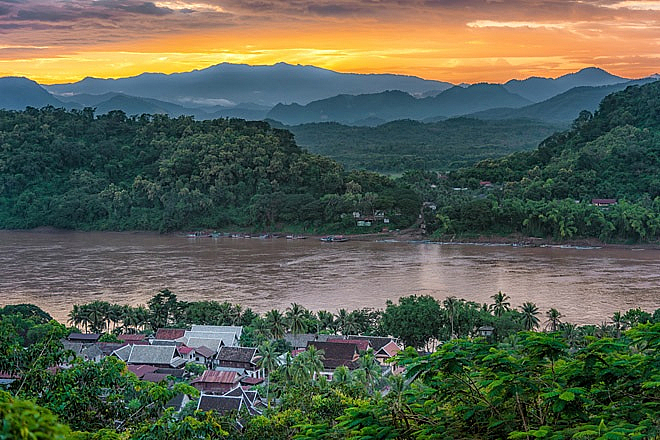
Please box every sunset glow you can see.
[0,0,658,83]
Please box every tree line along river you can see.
[0,230,658,324]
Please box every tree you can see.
[293,346,325,383]
[265,309,287,340]
[257,340,280,407]
[357,349,382,393]
[489,291,511,317]
[381,295,443,350]
[316,310,335,333]
[520,302,540,331]
[285,303,308,335]
[147,289,178,331]
[0,390,71,439]
[545,308,563,332]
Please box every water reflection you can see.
[0,230,658,324]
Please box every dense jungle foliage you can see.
[0,109,419,231]
[1,296,659,439]
[1,81,659,243]
[408,81,660,242]
[283,118,564,172]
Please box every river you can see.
[0,230,658,325]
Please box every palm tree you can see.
[107,303,124,333]
[611,311,626,338]
[343,311,361,336]
[316,310,335,333]
[68,304,88,332]
[257,340,280,407]
[443,296,459,339]
[285,303,308,335]
[335,309,349,335]
[265,309,287,339]
[357,349,382,393]
[520,302,540,331]
[295,345,325,382]
[121,305,139,334]
[545,308,563,332]
[332,365,351,386]
[252,317,272,341]
[85,301,109,333]
[230,304,243,326]
[489,291,511,317]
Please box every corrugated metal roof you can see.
[193,370,240,384]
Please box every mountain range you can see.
[1,63,657,126]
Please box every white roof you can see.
[178,331,239,347]
[190,325,243,339]
[184,337,224,351]
[127,345,177,365]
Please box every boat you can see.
[320,235,348,242]
[186,231,209,238]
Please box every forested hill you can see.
[452,80,660,201]
[0,108,420,231]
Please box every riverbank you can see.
[15,226,660,250]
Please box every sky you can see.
[0,0,658,84]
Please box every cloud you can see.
[118,2,174,15]
[467,20,569,29]
[603,1,660,10]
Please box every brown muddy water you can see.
[0,230,658,324]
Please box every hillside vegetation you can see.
[413,80,660,242]
[285,118,564,172]
[0,108,419,231]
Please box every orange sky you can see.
[0,0,658,84]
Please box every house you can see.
[190,325,243,341]
[591,198,617,207]
[327,339,370,352]
[166,393,191,413]
[127,364,159,379]
[67,333,101,343]
[374,341,402,371]
[61,340,103,363]
[155,328,186,340]
[118,334,147,344]
[191,370,241,394]
[96,342,128,357]
[346,335,399,352]
[112,344,186,368]
[177,331,240,349]
[197,386,262,419]
[284,333,335,350]
[215,347,259,374]
[192,346,217,367]
[306,341,360,373]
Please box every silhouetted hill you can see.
[44,62,453,107]
[470,79,656,123]
[0,77,66,110]
[503,67,628,102]
[267,85,531,125]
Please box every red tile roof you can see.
[178,346,194,355]
[377,341,401,357]
[155,328,186,340]
[194,346,216,359]
[127,364,159,378]
[327,339,370,351]
[240,377,264,385]
[192,370,240,385]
